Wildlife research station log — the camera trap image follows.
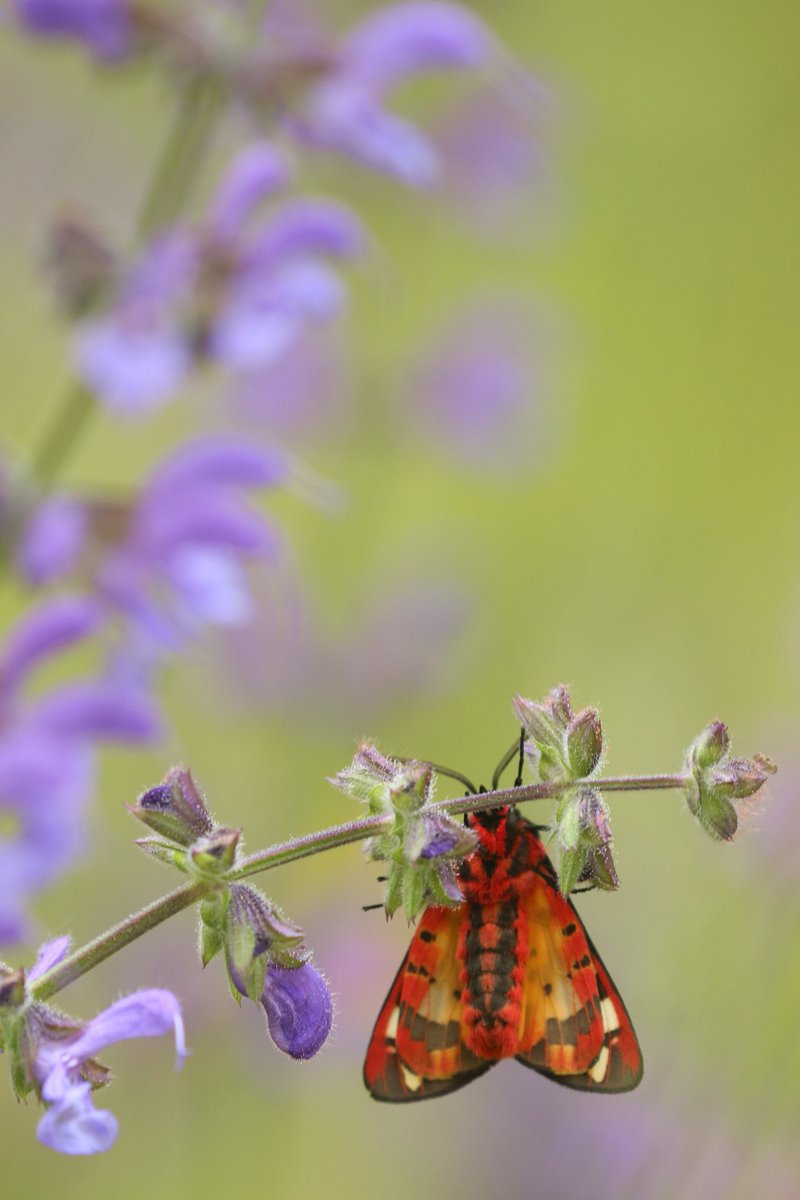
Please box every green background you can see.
[1,1,799,1196]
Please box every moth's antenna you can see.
[392,755,477,796]
[491,731,525,791]
[514,725,526,787]
[362,903,384,912]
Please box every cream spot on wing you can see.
[385,1007,400,1042]
[590,1045,610,1083]
[401,1064,422,1091]
[600,997,619,1033]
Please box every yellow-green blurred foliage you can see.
[1,1,799,1197]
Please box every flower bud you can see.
[225,885,305,1003]
[566,708,603,778]
[684,722,774,841]
[190,828,240,876]
[129,766,213,846]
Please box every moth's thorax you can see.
[458,806,540,905]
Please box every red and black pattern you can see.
[364,806,643,1101]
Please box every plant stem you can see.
[27,771,690,1001]
[30,880,210,1004]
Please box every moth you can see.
[364,803,643,1100]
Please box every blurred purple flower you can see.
[407,298,554,472]
[261,960,332,1060]
[75,230,198,415]
[13,0,135,60]
[232,326,350,446]
[17,436,287,652]
[289,2,494,187]
[436,81,551,234]
[31,944,186,1155]
[0,597,161,942]
[74,144,362,413]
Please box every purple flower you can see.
[261,961,333,1060]
[406,299,554,472]
[290,2,493,187]
[436,80,551,234]
[73,145,362,413]
[0,597,161,942]
[17,437,286,652]
[30,942,186,1156]
[14,0,135,60]
[75,231,197,415]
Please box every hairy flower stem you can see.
[27,771,689,1003]
[26,73,223,496]
[29,881,210,1004]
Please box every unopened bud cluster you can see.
[683,721,774,841]
[514,687,615,895]
[331,743,476,919]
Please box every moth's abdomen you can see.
[459,899,527,1060]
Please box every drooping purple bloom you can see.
[32,969,186,1155]
[0,598,161,943]
[261,960,333,1060]
[289,2,493,187]
[14,0,135,60]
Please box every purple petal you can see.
[57,989,186,1064]
[30,681,162,742]
[167,547,255,625]
[15,0,134,60]
[214,258,345,371]
[16,495,88,586]
[262,961,332,1060]
[246,198,363,266]
[341,2,492,92]
[144,437,287,499]
[136,494,275,556]
[30,936,72,981]
[36,1079,118,1155]
[0,595,103,704]
[75,308,190,415]
[209,142,291,240]
[294,81,440,187]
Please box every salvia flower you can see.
[20,938,187,1155]
[73,142,362,414]
[17,436,286,653]
[0,597,161,942]
[288,1,494,187]
[13,0,138,61]
[683,720,774,841]
[223,885,331,1060]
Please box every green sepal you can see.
[199,890,229,967]
[558,847,587,898]
[566,708,603,778]
[401,866,428,922]
[135,838,190,871]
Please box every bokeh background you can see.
[2,1,800,1196]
